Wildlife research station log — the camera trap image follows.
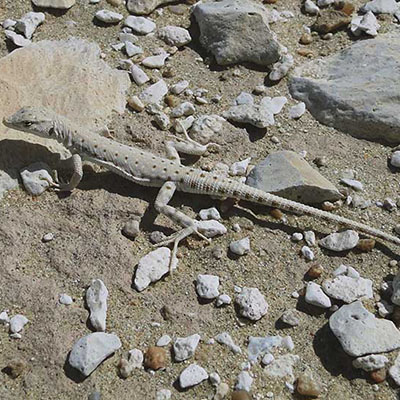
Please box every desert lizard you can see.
[3,106,400,265]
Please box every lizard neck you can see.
[53,117,75,149]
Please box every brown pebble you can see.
[356,239,375,252]
[296,373,321,398]
[264,0,278,3]
[144,346,166,370]
[162,66,175,78]
[270,208,283,220]
[117,358,131,379]
[313,10,351,33]
[392,306,400,327]
[299,33,313,45]
[307,264,324,279]
[370,368,386,383]
[231,390,251,400]
[314,156,327,167]
[165,95,179,107]
[168,4,187,15]
[297,48,314,57]
[4,359,27,378]
[322,201,335,211]
[337,1,356,16]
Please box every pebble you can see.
[9,315,29,334]
[2,19,16,29]
[59,293,73,305]
[196,274,220,299]
[139,80,168,105]
[305,282,331,308]
[157,334,172,347]
[0,311,10,324]
[155,389,171,400]
[196,220,227,238]
[234,92,254,106]
[353,354,389,371]
[296,374,322,397]
[322,275,373,303]
[235,287,268,321]
[292,232,303,242]
[304,0,320,15]
[171,80,189,95]
[124,16,156,34]
[69,333,121,376]
[158,26,191,47]
[390,151,400,168]
[190,114,225,144]
[389,353,400,385]
[319,230,359,251]
[262,353,275,366]
[329,301,400,356]
[142,52,169,69]
[125,42,143,57]
[280,309,301,327]
[215,332,242,354]
[301,245,314,261]
[377,300,393,317]
[170,102,196,117]
[134,247,177,291]
[118,349,144,378]
[229,237,250,256]
[42,232,54,242]
[20,162,54,196]
[299,33,313,45]
[231,391,251,400]
[230,158,251,176]
[307,264,324,279]
[130,65,150,86]
[173,334,201,362]
[340,178,363,191]
[144,346,167,370]
[199,207,221,221]
[289,102,306,119]
[179,364,209,388]
[95,10,123,24]
[32,0,75,8]
[264,354,300,381]
[269,54,294,81]
[350,11,380,37]
[86,279,108,332]
[209,372,221,386]
[247,335,282,362]
[216,294,232,307]
[15,12,45,39]
[383,197,397,211]
[235,371,253,392]
[282,335,295,351]
[128,95,145,112]
[122,220,140,239]
[154,112,170,130]
[4,359,27,379]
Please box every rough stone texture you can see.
[20,162,53,196]
[246,151,341,204]
[289,34,400,144]
[179,364,208,389]
[235,287,268,321]
[329,301,400,356]
[319,230,359,251]
[192,0,280,66]
[32,0,76,9]
[0,39,130,133]
[127,0,179,15]
[322,275,373,303]
[86,279,108,332]
[353,354,389,371]
[173,334,201,362]
[68,333,121,377]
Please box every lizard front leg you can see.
[53,154,83,192]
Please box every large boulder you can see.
[289,34,400,144]
[192,0,281,66]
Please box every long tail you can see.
[183,172,400,246]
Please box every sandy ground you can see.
[0,0,400,399]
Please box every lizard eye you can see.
[24,121,33,127]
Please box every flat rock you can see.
[179,364,208,389]
[247,335,282,362]
[15,12,45,40]
[235,287,268,321]
[264,354,300,382]
[246,151,341,204]
[9,315,29,333]
[329,301,400,356]
[190,114,225,144]
[95,10,124,24]
[235,371,253,392]
[196,274,220,299]
[86,279,108,332]
[173,334,201,362]
[319,230,359,251]
[305,282,331,308]
[322,275,373,303]
[139,80,168,104]
[68,332,121,377]
[124,16,156,34]
[32,0,75,9]
[215,332,241,354]
[158,26,191,47]
[4,30,31,47]
[192,0,280,66]
[127,0,179,15]
[20,162,53,196]
[289,34,400,144]
[353,354,389,371]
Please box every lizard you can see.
[3,106,400,266]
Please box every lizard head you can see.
[3,107,57,139]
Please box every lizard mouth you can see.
[2,116,12,127]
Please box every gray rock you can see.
[319,230,359,251]
[130,64,149,86]
[173,334,201,362]
[142,52,169,69]
[216,332,241,354]
[20,162,53,196]
[179,364,208,389]
[234,92,254,106]
[340,178,363,192]
[289,34,400,143]
[353,354,389,371]
[68,332,121,376]
[196,274,220,300]
[59,293,73,305]
[199,207,221,221]
[289,102,306,119]
[15,12,45,39]
[235,287,268,321]
[329,301,400,356]
[350,11,380,37]
[235,371,253,392]
[389,353,400,386]
[9,315,29,333]
[390,269,400,305]
[127,0,179,15]
[95,10,124,24]
[305,282,331,308]
[361,0,399,14]
[86,279,108,332]
[229,237,250,256]
[139,80,168,104]
[322,275,373,303]
[391,151,400,168]
[124,16,156,34]
[156,335,171,347]
[264,354,299,381]
[190,114,225,144]
[246,151,342,204]
[247,335,282,362]
[280,309,301,327]
[32,0,75,9]
[158,26,191,47]
[192,0,280,66]
[4,30,31,47]
[122,220,140,239]
[216,294,231,307]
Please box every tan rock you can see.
[296,373,322,397]
[313,10,352,33]
[144,346,167,370]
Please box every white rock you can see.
[15,12,45,39]
[59,293,73,305]
[319,230,359,251]
[229,237,250,256]
[262,353,275,366]
[154,112,170,130]
[171,80,189,95]
[111,42,125,51]
[304,0,320,15]
[304,231,316,246]
[125,42,143,57]
[95,10,123,24]
[9,333,22,339]
[68,332,121,376]
[264,354,300,382]
[377,300,393,317]
[196,220,227,238]
[235,371,253,392]
[32,0,75,9]
[171,102,196,118]
[156,389,171,400]
[128,348,144,369]
[139,80,168,104]
[158,26,191,47]
[20,162,54,196]
[390,353,400,386]
[353,354,389,371]
[329,301,400,356]
[179,364,208,388]
[216,294,232,307]
[261,96,288,114]
[350,11,380,37]
[86,279,108,332]
[9,315,29,333]
[5,30,31,47]
[361,0,399,14]
[322,275,373,303]
[196,274,220,299]
[0,311,10,325]
[142,52,169,69]
[289,102,306,119]
[2,19,16,29]
[130,64,149,86]
[134,247,177,291]
[190,114,226,144]
[157,334,172,347]
[390,151,400,168]
[174,334,201,362]
[282,336,295,351]
[42,232,54,242]
[230,158,251,176]
[318,0,334,6]
[209,372,221,386]
[333,264,360,279]
[340,178,363,191]
[199,207,221,221]
[280,309,300,327]
[247,335,282,362]
[124,16,156,34]
[119,32,138,44]
[301,245,314,261]
[292,232,303,242]
[305,282,331,308]
[215,332,241,354]
[235,287,268,321]
[234,92,254,106]
[269,54,294,81]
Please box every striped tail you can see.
[183,172,400,246]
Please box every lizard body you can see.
[3,107,400,259]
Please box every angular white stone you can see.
[20,162,54,196]
[216,294,232,307]
[199,207,221,221]
[125,42,143,57]
[235,287,268,321]
[68,332,121,376]
[171,80,189,95]
[391,151,400,168]
[196,220,227,238]
[264,354,300,382]
[139,80,168,104]
[2,19,16,29]
[190,114,225,144]
[95,10,123,24]
[304,231,316,246]
[216,332,241,354]
[304,0,320,15]
[230,158,251,176]
[319,230,359,251]
[179,364,208,389]
[322,275,373,303]
[174,334,201,362]
[261,353,275,366]
[170,102,196,118]
[86,279,108,332]
[142,52,169,68]
[351,11,380,37]
[124,16,156,34]
[301,246,314,261]
[269,54,294,81]
[247,335,282,362]
[196,274,220,300]
[130,65,149,86]
[340,178,363,191]
[353,354,389,371]
[9,315,29,333]
[0,311,10,325]
[289,102,306,119]
[235,371,253,392]
[305,282,331,308]
[4,30,31,47]
[59,293,73,305]
[32,0,75,9]
[15,12,45,39]
[361,0,399,14]
[158,26,191,47]
[157,334,172,347]
[230,237,250,256]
